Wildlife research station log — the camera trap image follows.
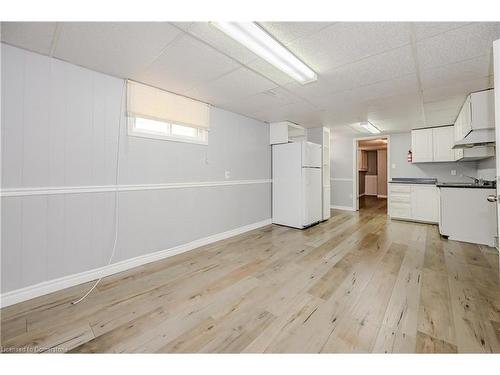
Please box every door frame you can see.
[352,135,391,212]
[493,38,500,254]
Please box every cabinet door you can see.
[471,90,494,130]
[411,185,439,223]
[432,126,455,162]
[411,128,433,162]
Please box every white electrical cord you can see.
[72,80,126,305]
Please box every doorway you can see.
[353,137,389,213]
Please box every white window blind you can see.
[127,80,210,130]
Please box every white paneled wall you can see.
[1,44,271,295]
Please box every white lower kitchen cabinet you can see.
[411,185,439,222]
[439,187,497,247]
[389,183,439,223]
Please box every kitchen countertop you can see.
[390,177,496,189]
[436,182,496,189]
[389,178,437,185]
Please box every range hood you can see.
[453,128,496,149]
[452,89,496,149]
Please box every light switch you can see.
[391,163,396,169]
[451,170,456,176]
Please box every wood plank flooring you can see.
[1,196,499,353]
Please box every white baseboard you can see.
[377,195,387,198]
[331,205,355,211]
[358,193,365,198]
[0,219,272,308]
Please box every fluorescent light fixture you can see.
[360,121,381,134]
[210,22,317,84]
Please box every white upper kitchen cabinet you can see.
[269,121,306,145]
[453,89,495,161]
[412,125,456,163]
[432,126,455,162]
[411,128,433,162]
[470,89,495,130]
[454,90,494,141]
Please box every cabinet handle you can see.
[487,195,498,203]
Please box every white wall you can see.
[477,157,497,180]
[1,44,271,294]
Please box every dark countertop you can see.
[436,182,496,189]
[390,177,496,189]
[389,178,437,185]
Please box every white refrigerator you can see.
[272,141,322,229]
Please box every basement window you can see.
[126,80,210,145]
[128,117,208,145]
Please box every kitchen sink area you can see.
[389,176,498,247]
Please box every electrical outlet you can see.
[225,170,230,179]
[451,169,457,176]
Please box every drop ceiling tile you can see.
[287,22,412,72]
[416,22,500,70]
[287,111,326,128]
[244,57,296,85]
[365,99,425,132]
[259,22,333,45]
[170,22,195,32]
[422,76,493,102]
[132,34,239,96]
[54,22,182,78]
[423,98,463,126]
[412,22,471,41]
[186,67,277,106]
[283,79,337,102]
[423,96,464,126]
[420,54,492,89]
[182,22,258,64]
[322,45,416,93]
[249,99,318,125]
[312,74,419,109]
[321,109,366,128]
[1,22,57,55]
[219,87,301,116]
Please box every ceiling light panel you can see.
[210,22,317,84]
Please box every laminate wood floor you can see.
[2,197,499,353]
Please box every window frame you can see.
[127,116,208,145]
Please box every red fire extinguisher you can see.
[407,150,412,162]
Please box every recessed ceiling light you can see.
[210,22,317,84]
[360,121,381,134]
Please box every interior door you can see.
[493,39,500,252]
